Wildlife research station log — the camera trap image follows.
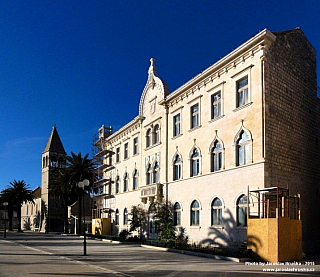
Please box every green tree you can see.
[152,201,176,242]
[49,170,77,234]
[129,205,147,239]
[54,152,95,234]
[2,180,34,232]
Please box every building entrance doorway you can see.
[148,203,158,239]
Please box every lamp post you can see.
[3,202,8,238]
[78,179,90,256]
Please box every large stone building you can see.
[93,28,320,253]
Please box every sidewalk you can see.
[0,235,122,277]
[0,231,319,276]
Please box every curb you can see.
[141,244,251,263]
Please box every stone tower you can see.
[41,126,66,232]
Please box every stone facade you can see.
[21,126,66,232]
[21,187,42,231]
[40,126,66,232]
[94,28,320,253]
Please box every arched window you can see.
[123,208,128,225]
[148,203,157,235]
[237,194,247,226]
[211,141,223,172]
[123,173,128,192]
[173,202,181,226]
[190,200,200,226]
[237,131,250,166]
[190,148,200,177]
[153,162,159,183]
[115,209,119,225]
[153,124,160,144]
[43,157,45,168]
[58,157,65,168]
[51,156,57,167]
[115,176,120,193]
[211,198,222,226]
[173,154,182,181]
[133,169,139,190]
[146,163,152,185]
[146,128,152,148]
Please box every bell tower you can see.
[41,126,66,232]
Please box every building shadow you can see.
[200,208,261,251]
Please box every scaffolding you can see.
[247,185,302,262]
[248,185,301,220]
[92,125,113,219]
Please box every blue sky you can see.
[0,1,319,192]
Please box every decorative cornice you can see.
[159,29,276,108]
[143,116,162,128]
[105,115,144,145]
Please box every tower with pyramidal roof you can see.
[41,126,66,232]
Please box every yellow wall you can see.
[92,218,111,235]
[248,217,302,262]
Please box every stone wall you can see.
[264,28,320,252]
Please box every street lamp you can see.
[3,202,8,238]
[78,179,90,256]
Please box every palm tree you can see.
[49,170,77,234]
[50,152,94,234]
[3,180,34,232]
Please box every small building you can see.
[248,187,302,262]
[21,187,42,231]
[0,204,18,230]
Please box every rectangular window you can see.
[174,211,181,226]
[237,76,249,107]
[211,91,221,119]
[124,142,129,159]
[133,137,138,155]
[213,152,222,171]
[190,104,199,129]
[212,209,222,225]
[116,147,120,163]
[115,179,119,193]
[191,210,199,225]
[173,114,181,137]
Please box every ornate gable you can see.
[139,58,170,117]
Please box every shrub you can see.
[119,229,131,241]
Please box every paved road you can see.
[0,231,319,276]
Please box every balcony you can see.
[94,177,110,186]
[140,183,163,203]
[95,149,112,158]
